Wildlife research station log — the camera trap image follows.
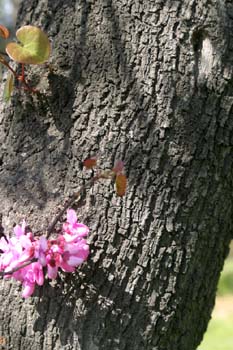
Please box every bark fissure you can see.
[0,0,233,350]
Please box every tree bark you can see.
[0,0,233,349]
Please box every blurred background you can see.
[0,1,233,349]
[0,0,19,52]
[199,244,233,350]
[0,0,18,27]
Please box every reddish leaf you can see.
[115,174,127,197]
[112,160,124,174]
[83,158,97,169]
[0,25,9,39]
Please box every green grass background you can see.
[199,259,233,350]
[217,259,233,296]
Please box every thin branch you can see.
[0,213,8,243]
[46,176,98,237]
[0,258,37,278]
[21,63,25,81]
[0,56,17,78]
[0,56,38,93]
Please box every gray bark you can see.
[0,0,233,349]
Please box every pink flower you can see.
[20,262,44,298]
[13,221,26,238]
[2,224,35,272]
[0,208,90,297]
[63,209,89,242]
[112,160,124,174]
[46,243,61,279]
[34,236,48,266]
[61,239,89,271]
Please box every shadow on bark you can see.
[33,263,151,348]
[0,0,155,209]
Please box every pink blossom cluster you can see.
[0,209,89,298]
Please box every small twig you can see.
[0,56,38,93]
[0,51,8,56]
[46,192,82,237]
[0,258,37,278]
[19,64,38,93]
[0,56,17,78]
[0,213,8,243]
[21,63,25,81]
[46,176,99,237]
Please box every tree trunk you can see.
[0,0,233,349]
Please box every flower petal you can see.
[67,209,77,225]
[47,265,58,279]
[14,224,24,238]
[39,236,48,251]
[22,282,35,298]
[67,256,85,266]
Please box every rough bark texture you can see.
[0,0,233,349]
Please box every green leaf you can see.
[6,25,51,65]
[3,73,14,102]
